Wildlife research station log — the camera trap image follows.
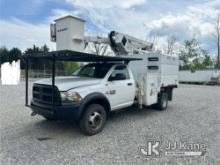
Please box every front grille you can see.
[33,84,61,105]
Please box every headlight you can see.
[60,91,82,103]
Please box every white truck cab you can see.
[34,63,136,110]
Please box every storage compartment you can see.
[129,52,179,106]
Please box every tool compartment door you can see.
[144,74,158,106]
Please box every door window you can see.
[109,65,130,81]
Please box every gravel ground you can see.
[0,80,220,165]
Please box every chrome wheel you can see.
[162,96,167,108]
[88,111,102,130]
[79,104,107,135]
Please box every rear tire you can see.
[79,104,107,135]
[155,92,168,110]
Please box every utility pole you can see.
[214,14,220,68]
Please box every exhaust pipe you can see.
[31,112,37,116]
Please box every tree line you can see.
[0,41,219,71]
[147,14,220,70]
[179,38,215,70]
[0,45,78,74]
[179,13,220,70]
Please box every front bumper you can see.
[31,100,82,121]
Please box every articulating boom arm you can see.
[109,31,153,55]
[84,31,153,56]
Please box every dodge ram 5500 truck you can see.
[31,53,178,135]
[29,15,178,135]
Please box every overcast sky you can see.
[0,0,220,54]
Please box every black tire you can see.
[79,104,107,135]
[155,92,168,110]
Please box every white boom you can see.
[108,31,153,55]
[83,31,153,55]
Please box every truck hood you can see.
[34,76,101,91]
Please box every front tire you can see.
[79,104,107,135]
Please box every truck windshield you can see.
[72,63,113,78]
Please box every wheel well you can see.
[85,98,111,113]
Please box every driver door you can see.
[106,65,135,110]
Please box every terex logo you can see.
[57,27,68,32]
[139,141,161,157]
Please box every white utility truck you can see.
[30,16,179,135]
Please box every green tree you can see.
[203,54,213,68]
[0,47,9,64]
[179,38,200,70]
[24,45,41,54]
[24,44,49,54]
[179,39,214,70]
[40,44,50,52]
[191,57,204,70]
[184,38,199,57]
[0,47,22,64]
[24,45,50,70]
[61,61,79,75]
[9,48,22,63]
[201,49,213,68]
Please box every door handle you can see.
[127,83,133,86]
